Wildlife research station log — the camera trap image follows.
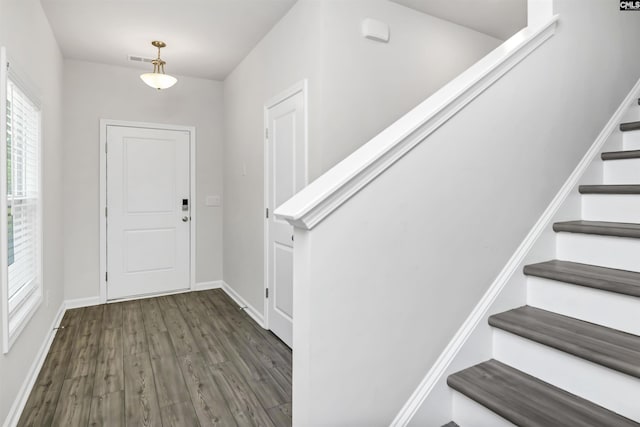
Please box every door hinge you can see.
[105,272,108,281]
[105,142,107,153]
[265,288,269,298]
[266,208,269,219]
[105,206,108,217]
[265,128,269,139]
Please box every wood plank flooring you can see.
[17,289,292,427]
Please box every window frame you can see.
[1,47,44,354]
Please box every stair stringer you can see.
[391,78,640,426]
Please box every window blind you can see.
[6,78,40,322]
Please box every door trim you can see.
[99,119,197,303]
[263,80,308,329]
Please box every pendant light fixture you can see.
[140,41,177,90]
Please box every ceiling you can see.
[40,0,297,80]
[41,0,526,81]
[390,0,527,40]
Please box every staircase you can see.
[445,119,640,426]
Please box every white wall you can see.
[223,0,325,313]
[0,0,65,424]
[292,0,640,424]
[316,0,502,177]
[223,0,501,317]
[63,60,224,301]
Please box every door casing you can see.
[99,119,196,304]
[263,80,308,335]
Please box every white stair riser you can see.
[622,107,640,123]
[623,130,640,150]
[603,158,640,184]
[493,329,640,420]
[582,194,640,223]
[527,277,640,336]
[556,233,640,272]
[451,390,514,427]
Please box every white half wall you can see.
[291,0,640,424]
[0,0,65,424]
[223,0,503,322]
[62,60,224,301]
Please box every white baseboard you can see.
[3,303,65,427]
[221,281,265,328]
[390,76,640,426]
[193,280,223,291]
[64,296,102,310]
[65,281,224,308]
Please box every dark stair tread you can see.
[523,260,640,297]
[602,149,640,160]
[620,121,640,132]
[489,306,640,378]
[447,359,638,427]
[579,184,640,194]
[441,423,459,427]
[553,220,640,239]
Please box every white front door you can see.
[106,125,191,300]
[266,85,307,347]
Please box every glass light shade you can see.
[140,72,177,90]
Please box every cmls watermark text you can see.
[620,1,640,10]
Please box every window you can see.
[1,48,42,353]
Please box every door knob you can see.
[182,216,189,222]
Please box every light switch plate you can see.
[206,195,221,207]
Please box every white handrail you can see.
[275,16,559,230]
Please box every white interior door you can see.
[266,87,307,347]
[106,125,190,300]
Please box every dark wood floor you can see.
[17,289,292,426]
